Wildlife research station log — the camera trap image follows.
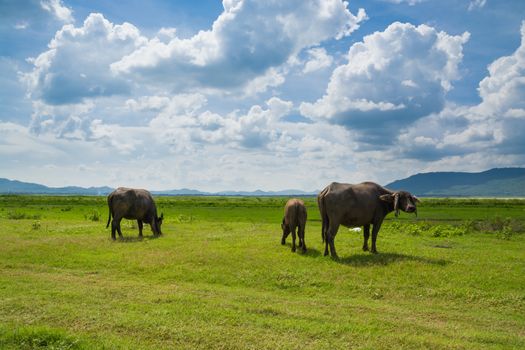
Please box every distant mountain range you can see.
[0,178,113,195]
[386,167,525,197]
[1,167,524,197]
[0,178,316,196]
[151,188,318,196]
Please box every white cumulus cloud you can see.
[300,22,469,147]
[40,0,74,23]
[22,1,366,139]
[303,47,334,73]
[111,0,366,92]
[396,21,525,164]
[23,13,146,105]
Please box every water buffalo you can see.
[318,182,419,259]
[106,187,163,240]
[281,198,307,253]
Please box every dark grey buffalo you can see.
[318,182,419,258]
[106,187,163,240]
[281,198,307,253]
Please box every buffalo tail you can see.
[106,196,112,228]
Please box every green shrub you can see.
[85,210,100,222]
[428,224,467,237]
[498,225,514,240]
[7,212,41,220]
[177,214,194,223]
[388,217,523,239]
[469,217,524,235]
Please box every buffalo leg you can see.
[299,225,306,252]
[110,219,116,240]
[297,225,303,248]
[301,227,306,252]
[371,221,383,254]
[363,224,370,251]
[323,225,330,256]
[137,220,143,238]
[327,223,339,259]
[116,219,123,238]
[290,225,297,252]
[111,218,123,240]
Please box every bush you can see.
[177,214,194,223]
[388,217,523,239]
[428,224,467,237]
[7,212,41,220]
[85,210,100,222]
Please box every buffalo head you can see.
[380,191,420,217]
[281,217,290,235]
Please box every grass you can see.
[0,195,524,349]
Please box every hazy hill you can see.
[386,168,525,197]
[0,178,316,196]
[0,178,113,195]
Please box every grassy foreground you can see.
[0,195,524,349]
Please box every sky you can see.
[1,0,524,192]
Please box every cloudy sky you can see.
[1,0,524,192]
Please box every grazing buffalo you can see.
[106,187,163,240]
[281,198,307,253]
[318,182,419,259]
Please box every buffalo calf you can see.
[281,198,307,253]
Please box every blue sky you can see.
[1,0,524,191]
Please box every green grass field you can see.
[0,195,524,349]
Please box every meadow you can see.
[0,195,524,349]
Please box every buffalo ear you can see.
[379,194,394,202]
[412,195,420,203]
[160,213,164,219]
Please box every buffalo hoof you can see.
[281,239,286,245]
[363,245,369,251]
[291,247,296,253]
[371,249,378,254]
